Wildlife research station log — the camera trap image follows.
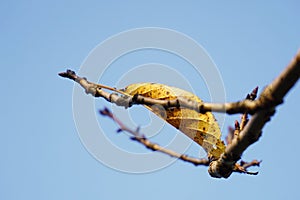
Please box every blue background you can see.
[1,1,299,199]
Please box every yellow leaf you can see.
[123,83,226,160]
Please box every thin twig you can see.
[240,160,262,170]
[99,107,260,175]
[99,107,210,166]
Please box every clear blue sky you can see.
[1,1,299,199]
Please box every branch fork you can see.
[59,49,300,178]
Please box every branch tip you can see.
[116,128,123,133]
[99,107,112,117]
[58,69,77,80]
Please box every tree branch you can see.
[58,70,277,115]
[99,107,210,166]
[58,49,299,178]
[99,107,260,175]
[208,50,300,178]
